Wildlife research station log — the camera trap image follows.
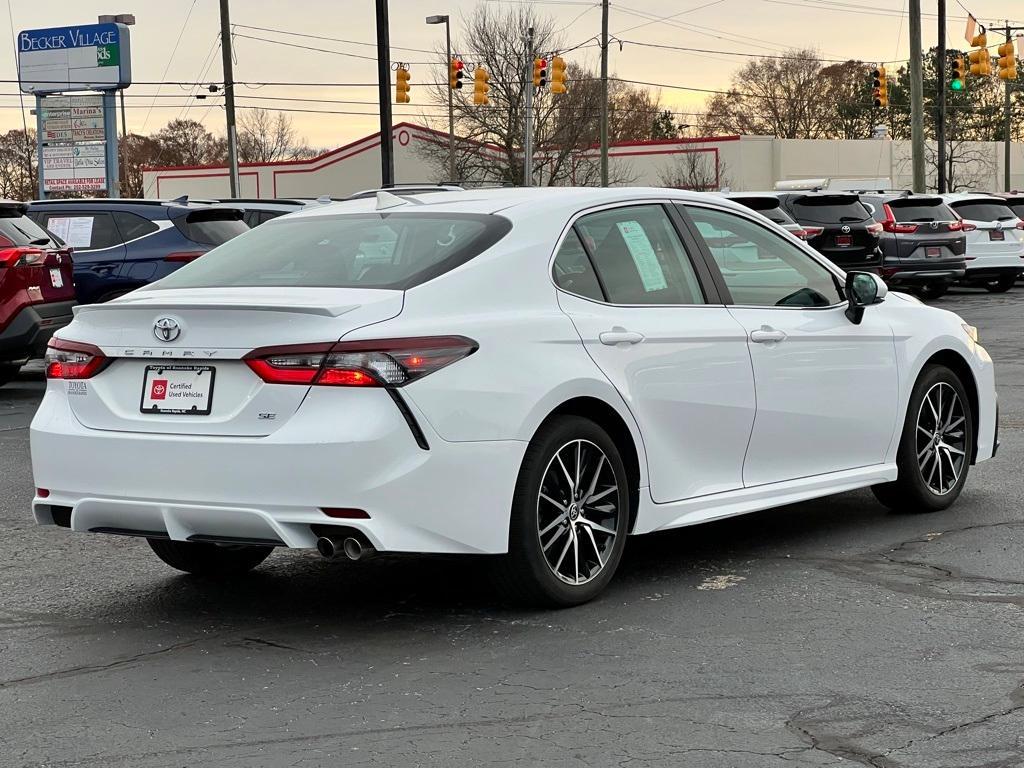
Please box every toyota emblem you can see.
[929,221,939,230]
[841,225,851,234]
[153,317,181,343]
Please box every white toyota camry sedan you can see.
[31,188,998,606]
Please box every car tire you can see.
[872,364,974,514]
[984,274,1016,293]
[0,363,20,387]
[147,538,274,576]
[914,283,948,300]
[494,415,630,608]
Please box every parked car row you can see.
[724,189,1024,299]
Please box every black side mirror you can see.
[845,271,887,324]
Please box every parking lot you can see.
[0,286,1020,768]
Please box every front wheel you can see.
[872,365,973,513]
[494,416,630,607]
[147,538,274,576]
[984,273,1017,293]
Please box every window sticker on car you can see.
[47,216,94,248]
[616,220,667,292]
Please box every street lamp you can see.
[426,14,455,183]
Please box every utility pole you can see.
[219,0,240,196]
[523,26,534,186]
[376,0,395,187]
[909,0,926,192]
[936,0,947,193]
[599,0,609,187]
[990,21,1022,191]
[426,15,454,182]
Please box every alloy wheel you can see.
[537,439,620,586]
[915,382,967,496]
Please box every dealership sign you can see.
[17,22,131,94]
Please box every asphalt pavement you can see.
[1,288,1021,768]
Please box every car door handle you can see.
[750,326,787,344]
[599,330,645,346]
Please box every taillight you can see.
[164,251,206,263]
[950,210,976,232]
[880,204,916,234]
[797,226,824,240]
[866,221,885,235]
[44,338,109,380]
[245,336,478,387]
[961,222,977,232]
[0,247,46,268]
[1016,221,1024,230]
[948,221,963,231]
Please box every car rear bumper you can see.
[30,385,526,555]
[0,300,74,363]
[881,261,966,284]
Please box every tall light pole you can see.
[218,0,240,196]
[426,15,455,183]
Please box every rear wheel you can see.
[0,363,20,387]
[985,273,1017,293]
[914,282,948,300]
[494,416,629,607]
[147,539,273,576]
[872,365,973,513]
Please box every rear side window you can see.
[553,230,604,301]
[41,213,121,250]
[791,196,870,223]
[887,200,957,223]
[173,210,249,245]
[152,212,512,291]
[1001,199,1024,216]
[0,209,59,247]
[574,205,705,305]
[113,211,160,241]
[949,201,1017,222]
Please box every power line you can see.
[140,0,198,133]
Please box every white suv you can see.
[942,193,1024,292]
[31,188,998,606]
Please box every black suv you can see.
[774,192,883,271]
[859,193,967,299]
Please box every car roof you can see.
[940,192,1008,203]
[283,187,753,224]
[27,198,218,211]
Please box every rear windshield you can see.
[0,208,60,248]
[152,212,513,291]
[887,199,957,223]
[791,196,869,223]
[949,201,1017,222]
[173,210,249,245]
[730,198,793,225]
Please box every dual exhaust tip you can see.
[316,534,375,562]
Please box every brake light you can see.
[0,247,46,268]
[1016,221,1024,230]
[948,221,963,231]
[950,210,976,232]
[880,203,917,234]
[245,336,478,387]
[44,338,109,380]
[866,221,885,235]
[796,226,824,240]
[164,251,206,263]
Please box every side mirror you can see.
[845,271,887,324]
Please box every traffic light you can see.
[550,56,567,94]
[449,58,464,90]
[971,29,988,48]
[998,41,1017,80]
[872,66,888,108]
[951,55,966,90]
[395,66,410,104]
[533,57,548,88]
[473,66,490,105]
[969,48,992,76]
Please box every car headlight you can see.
[962,324,980,343]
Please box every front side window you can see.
[152,212,511,290]
[685,205,844,308]
[574,205,705,305]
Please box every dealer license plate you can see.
[990,230,1006,241]
[49,268,63,288]
[140,365,215,415]
[836,235,852,246]
[926,246,941,257]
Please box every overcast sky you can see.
[4,0,1022,152]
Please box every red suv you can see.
[0,201,75,387]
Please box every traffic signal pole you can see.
[990,22,1023,191]
[219,0,240,196]
[909,0,926,192]
[936,0,947,193]
[523,26,534,186]
[376,0,395,187]
[599,0,609,187]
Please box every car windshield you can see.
[887,200,956,223]
[950,201,1018,222]
[791,196,869,224]
[152,212,512,290]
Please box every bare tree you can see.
[925,139,995,192]
[237,109,320,163]
[0,129,37,200]
[658,150,728,191]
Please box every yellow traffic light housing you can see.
[872,66,888,107]
[532,57,548,88]
[969,48,992,76]
[550,56,567,94]
[473,67,490,105]
[998,41,1017,80]
[971,30,988,48]
[951,55,966,89]
[449,59,464,90]
[395,67,411,104]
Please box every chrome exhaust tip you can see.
[342,536,375,561]
[316,536,344,560]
